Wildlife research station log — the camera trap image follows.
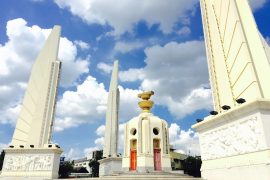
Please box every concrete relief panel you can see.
[3,154,53,172]
[200,116,265,160]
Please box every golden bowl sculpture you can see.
[138,100,154,112]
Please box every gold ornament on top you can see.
[138,91,154,112]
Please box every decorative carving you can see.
[3,154,53,171]
[200,116,265,160]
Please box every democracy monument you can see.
[0,0,270,179]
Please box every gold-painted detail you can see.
[226,21,240,58]
[212,3,236,106]
[229,42,245,73]
[236,81,257,99]
[202,0,221,111]
[138,91,154,113]
[222,0,231,41]
[231,62,252,88]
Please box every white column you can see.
[104,61,120,158]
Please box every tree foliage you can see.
[0,150,5,171]
[58,161,74,178]
[183,156,202,177]
[89,150,103,177]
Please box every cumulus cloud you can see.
[0,18,90,125]
[119,68,145,82]
[84,147,99,159]
[86,123,126,155]
[249,0,268,11]
[0,143,8,152]
[54,76,107,132]
[266,37,270,46]
[114,41,144,54]
[54,75,141,132]
[54,0,198,36]
[96,125,105,136]
[177,26,191,36]
[169,123,200,155]
[120,40,212,119]
[81,123,124,159]
[97,62,113,74]
[53,0,265,36]
[74,40,90,50]
[63,148,83,160]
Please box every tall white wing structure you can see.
[200,0,270,112]
[104,60,120,158]
[11,26,61,148]
[193,1,270,180]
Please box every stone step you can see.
[89,177,203,180]
[96,172,203,180]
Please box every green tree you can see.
[58,161,74,178]
[183,156,202,177]
[89,150,103,177]
[0,150,5,171]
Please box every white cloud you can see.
[165,87,212,119]
[88,123,126,154]
[121,40,212,119]
[74,40,90,50]
[169,123,200,156]
[177,26,191,36]
[266,37,270,46]
[84,147,99,159]
[54,0,198,36]
[0,18,89,125]
[97,62,113,74]
[58,37,90,86]
[114,41,144,54]
[118,123,125,152]
[119,68,145,82]
[0,143,8,152]
[249,0,268,11]
[54,75,141,132]
[96,125,105,136]
[118,86,141,122]
[54,76,107,132]
[64,148,83,160]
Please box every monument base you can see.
[201,150,270,180]
[0,145,63,179]
[192,99,270,180]
[99,157,122,176]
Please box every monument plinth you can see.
[122,91,171,172]
[193,99,270,180]
[1,145,62,179]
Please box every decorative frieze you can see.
[200,116,265,160]
[3,154,53,172]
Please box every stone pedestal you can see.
[0,145,63,179]
[192,99,270,180]
[99,157,122,176]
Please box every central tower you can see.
[122,91,171,172]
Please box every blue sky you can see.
[0,0,269,159]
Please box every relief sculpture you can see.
[3,154,53,171]
[200,116,265,160]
